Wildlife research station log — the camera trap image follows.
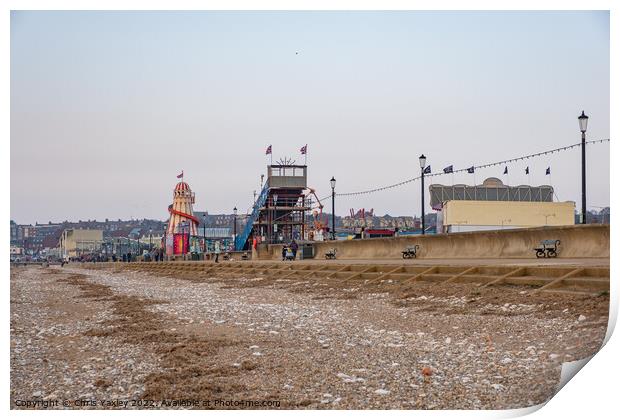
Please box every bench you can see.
[534,239,561,258]
[402,245,420,259]
[324,248,337,260]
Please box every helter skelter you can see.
[165,171,200,256]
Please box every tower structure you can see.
[166,179,199,255]
[236,162,316,250]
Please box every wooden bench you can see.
[402,245,420,259]
[324,248,337,260]
[534,239,561,258]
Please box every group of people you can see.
[281,239,299,261]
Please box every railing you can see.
[235,183,269,251]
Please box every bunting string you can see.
[318,138,609,200]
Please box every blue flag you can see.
[546,167,550,175]
[423,165,431,174]
[443,165,453,174]
[525,167,529,175]
[467,166,475,174]
[503,166,508,175]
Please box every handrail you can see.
[235,183,269,250]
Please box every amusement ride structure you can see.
[165,174,199,255]
[235,159,325,251]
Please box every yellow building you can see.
[441,200,575,233]
[59,229,103,258]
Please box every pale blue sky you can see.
[11,11,609,223]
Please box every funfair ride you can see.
[165,177,199,255]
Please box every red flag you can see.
[265,145,272,155]
[176,171,184,179]
[300,144,307,154]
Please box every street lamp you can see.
[330,177,336,240]
[419,154,427,235]
[149,228,153,251]
[202,214,207,253]
[233,207,238,250]
[578,110,589,224]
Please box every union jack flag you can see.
[300,144,307,154]
[265,145,272,155]
[176,171,183,179]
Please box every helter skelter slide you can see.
[165,178,199,255]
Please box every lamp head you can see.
[578,110,589,133]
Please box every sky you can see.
[10,11,610,224]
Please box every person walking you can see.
[290,239,298,260]
[214,240,221,263]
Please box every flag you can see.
[467,166,475,174]
[525,167,529,175]
[546,167,551,175]
[423,165,431,174]
[443,165,453,174]
[503,166,508,175]
[300,144,307,154]
[265,145,272,155]
[176,171,183,179]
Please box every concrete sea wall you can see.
[258,224,609,260]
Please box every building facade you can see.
[440,200,575,233]
[59,229,103,258]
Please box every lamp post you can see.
[578,111,589,224]
[149,228,153,251]
[233,207,238,250]
[202,214,207,253]
[419,154,427,235]
[330,177,336,240]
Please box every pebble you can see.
[10,265,608,411]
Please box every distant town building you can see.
[431,178,575,233]
[10,245,23,259]
[59,229,103,258]
[440,200,575,233]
